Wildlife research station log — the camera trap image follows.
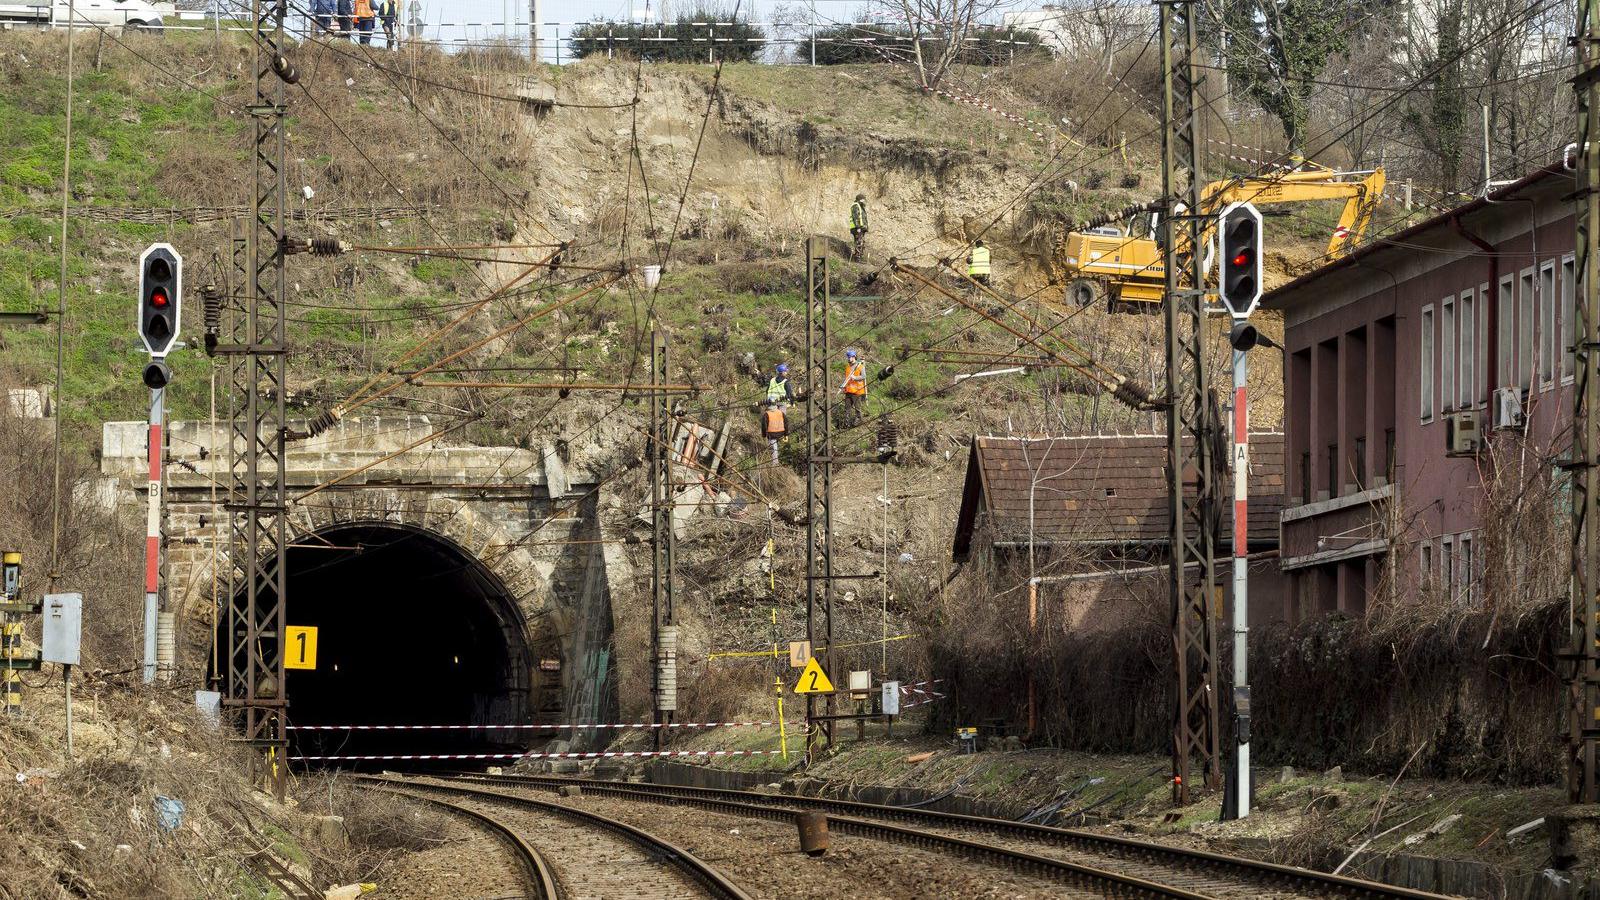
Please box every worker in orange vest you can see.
[353,0,376,43]
[840,348,867,428]
[759,362,794,464]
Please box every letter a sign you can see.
[794,657,835,694]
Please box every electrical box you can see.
[881,680,900,716]
[848,669,872,701]
[40,592,81,666]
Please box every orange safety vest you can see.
[842,361,866,395]
[763,407,787,436]
[354,0,374,18]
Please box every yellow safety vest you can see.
[850,201,868,231]
[766,377,789,405]
[968,245,991,277]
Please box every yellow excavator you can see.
[1051,162,1385,312]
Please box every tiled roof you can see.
[952,433,1285,559]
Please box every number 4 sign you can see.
[285,625,318,670]
[793,657,835,694]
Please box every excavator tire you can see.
[1066,278,1105,310]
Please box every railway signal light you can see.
[138,244,182,358]
[1217,202,1263,317]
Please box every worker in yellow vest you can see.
[967,239,992,287]
[840,348,867,428]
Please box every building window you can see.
[1421,303,1435,422]
[1541,260,1557,389]
[1520,267,1535,390]
[1353,436,1367,490]
[1441,295,1456,410]
[1499,275,1515,388]
[1300,451,1311,504]
[1441,535,1455,602]
[1384,427,1395,479]
[1459,532,1474,604]
[1565,255,1579,384]
[1327,442,1339,497]
[1460,288,1476,408]
[1420,540,1433,582]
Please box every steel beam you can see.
[1569,0,1600,805]
[804,237,835,762]
[1160,0,1222,805]
[224,0,290,798]
[650,324,677,749]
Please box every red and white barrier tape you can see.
[288,749,791,762]
[921,85,1058,144]
[287,720,790,731]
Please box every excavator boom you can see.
[1054,163,1385,312]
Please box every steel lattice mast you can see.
[1568,0,1600,804]
[1160,0,1223,805]
[224,0,291,797]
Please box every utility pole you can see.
[224,0,293,799]
[1567,0,1600,804]
[804,237,835,762]
[1159,0,1222,806]
[650,323,678,751]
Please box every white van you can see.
[0,0,174,30]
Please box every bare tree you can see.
[875,0,1004,90]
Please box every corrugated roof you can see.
[952,433,1285,559]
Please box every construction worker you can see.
[840,348,867,428]
[758,363,795,463]
[967,239,992,287]
[849,194,869,261]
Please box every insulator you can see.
[201,284,222,332]
[272,54,300,85]
[310,238,347,256]
[305,407,342,438]
[1114,378,1153,409]
[877,419,898,452]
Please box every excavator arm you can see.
[1200,165,1386,259]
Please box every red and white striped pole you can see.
[1230,344,1251,819]
[141,386,164,684]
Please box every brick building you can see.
[952,433,1288,626]
[1264,164,1576,619]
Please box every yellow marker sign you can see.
[285,626,318,670]
[794,657,834,694]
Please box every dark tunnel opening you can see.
[216,521,541,766]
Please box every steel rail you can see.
[354,775,754,900]
[358,783,562,900]
[440,774,1216,899]
[448,772,1449,900]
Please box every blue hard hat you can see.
[846,348,857,359]
[776,363,789,374]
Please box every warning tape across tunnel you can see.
[289,749,792,761]
[288,720,799,731]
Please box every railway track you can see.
[443,771,1455,900]
[355,774,754,900]
[357,783,562,899]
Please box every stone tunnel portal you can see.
[221,521,541,763]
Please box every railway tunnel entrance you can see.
[220,521,544,764]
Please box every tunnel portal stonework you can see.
[99,415,626,732]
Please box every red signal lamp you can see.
[150,288,170,309]
[1231,252,1251,267]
